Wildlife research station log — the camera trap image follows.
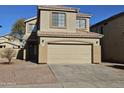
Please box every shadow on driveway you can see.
[103,61,124,64]
[107,65,124,70]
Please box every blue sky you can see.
[0,5,124,36]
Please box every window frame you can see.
[76,18,87,30]
[50,12,66,29]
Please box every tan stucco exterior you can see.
[39,10,90,33]
[38,43,47,64]
[91,12,124,63]
[0,36,20,49]
[38,37,101,64]
[0,42,19,48]
[93,46,101,64]
[24,18,37,39]
[24,5,102,64]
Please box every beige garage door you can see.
[47,44,92,64]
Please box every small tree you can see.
[11,18,25,40]
[0,48,16,64]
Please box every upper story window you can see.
[51,12,66,28]
[76,18,86,29]
[28,24,37,32]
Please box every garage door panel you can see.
[48,59,91,64]
[48,44,92,64]
[48,55,91,58]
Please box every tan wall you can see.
[0,43,19,48]
[91,15,124,62]
[0,37,8,42]
[0,36,20,48]
[40,37,100,46]
[25,19,37,39]
[86,18,90,32]
[26,19,37,34]
[40,10,90,32]
[38,44,47,64]
[38,37,101,64]
[93,46,101,63]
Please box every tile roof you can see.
[37,31,103,38]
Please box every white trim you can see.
[25,16,37,23]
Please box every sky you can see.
[0,5,124,36]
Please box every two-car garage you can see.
[47,43,92,64]
[38,32,102,64]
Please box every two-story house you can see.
[24,5,103,64]
[91,12,124,63]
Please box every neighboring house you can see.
[24,5,103,64]
[24,16,38,61]
[0,35,21,49]
[91,12,124,63]
[0,34,23,59]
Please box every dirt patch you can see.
[0,59,57,86]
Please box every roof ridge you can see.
[91,12,124,27]
[25,16,37,22]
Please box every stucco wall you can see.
[0,37,8,43]
[0,36,20,48]
[0,43,19,48]
[25,19,37,39]
[40,37,100,46]
[39,10,90,32]
[93,46,101,63]
[91,15,124,62]
[38,37,101,64]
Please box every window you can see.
[52,12,66,28]
[29,24,37,32]
[76,19,86,29]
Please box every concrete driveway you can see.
[0,59,124,88]
[49,63,124,88]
